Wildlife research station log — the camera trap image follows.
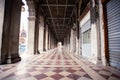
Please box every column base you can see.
[1,53,21,64]
[34,50,40,54]
[8,53,21,63]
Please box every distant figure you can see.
[57,42,63,53]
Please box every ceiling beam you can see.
[45,0,57,34]
[41,4,75,7]
[63,0,68,30]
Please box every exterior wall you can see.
[0,0,5,64]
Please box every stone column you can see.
[67,32,70,52]
[70,29,73,53]
[90,0,101,64]
[26,0,36,54]
[48,30,51,49]
[75,21,80,57]
[99,0,107,65]
[1,0,22,64]
[34,15,39,54]
[45,25,48,50]
[38,16,44,53]
[0,0,5,64]
[27,16,35,54]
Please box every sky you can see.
[20,0,29,31]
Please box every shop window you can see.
[83,29,91,44]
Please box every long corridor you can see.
[0,47,120,80]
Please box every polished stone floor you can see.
[0,47,120,80]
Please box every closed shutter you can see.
[106,0,120,69]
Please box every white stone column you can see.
[73,30,76,53]
[0,0,5,64]
[70,29,74,53]
[66,33,70,52]
[38,16,44,52]
[91,23,98,64]
[75,37,79,56]
[90,0,101,64]
[48,30,51,49]
[45,25,48,50]
[27,16,35,54]
[99,0,106,65]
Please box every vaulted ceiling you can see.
[32,0,89,41]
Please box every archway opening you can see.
[19,0,29,55]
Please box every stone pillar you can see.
[27,16,35,54]
[48,30,51,49]
[46,27,49,50]
[75,21,80,57]
[34,15,39,54]
[99,0,107,65]
[38,16,44,52]
[26,0,36,54]
[43,25,46,51]
[48,30,50,50]
[1,0,22,64]
[75,37,79,56]
[70,29,73,53]
[0,0,5,64]
[67,32,70,52]
[70,28,76,53]
[90,0,101,64]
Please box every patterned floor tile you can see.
[44,71,56,76]
[60,77,73,80]
[15,70,27,75]
[78,77,93,80]
[51,74,64,79]
[29,71,42,76]
[34,74,48,80]
[74,71,86,76]
[59,71,71,76]
[41,77,55,80]
[19,77,37,80]
[67,74,80,80]
[0,48,120,80]
[16,73,31,79]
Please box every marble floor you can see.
[0,47,120,80]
